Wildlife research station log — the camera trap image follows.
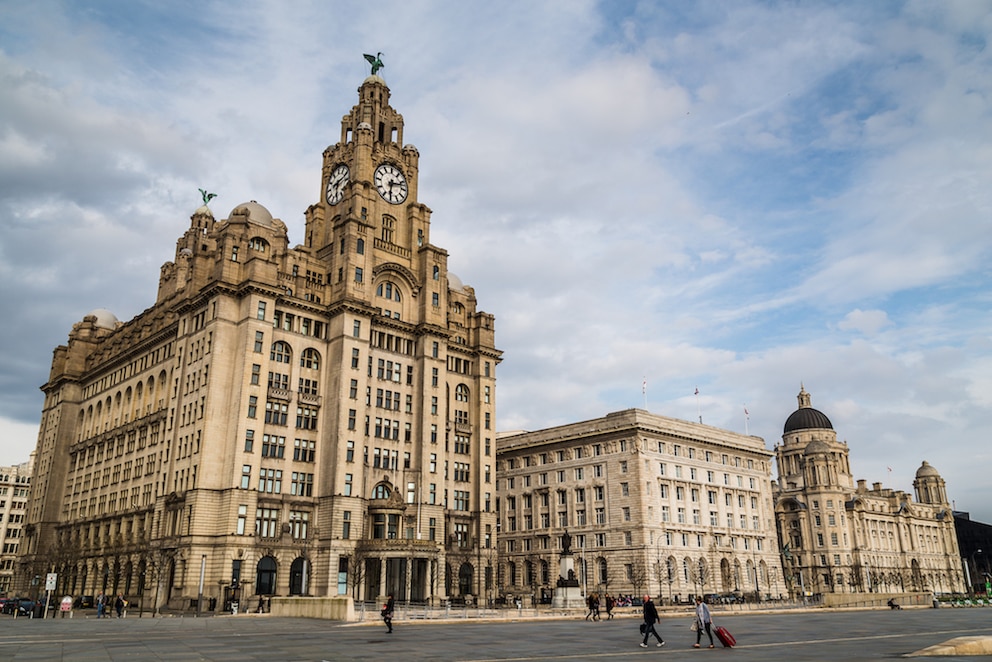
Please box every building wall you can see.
[0,457,32,595]
[496,409,786,605]
[20,74,500,609]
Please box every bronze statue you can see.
[198,189,217,205]
[562,529,572,554]
[364,52,384,75]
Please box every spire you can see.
[797,384,811,409]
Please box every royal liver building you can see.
[21,67,501,610]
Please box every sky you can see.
[1,1,991,520]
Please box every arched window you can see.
[300,348,320,370]
[270,341,291,363]
[508,561,517,586]
[372,483,391,500]
[598,558,608,584]
[357,238,365,254]
[375,281,401,302]
[455,384,470,402]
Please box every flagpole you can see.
[744,405,749,436]
[695,387,701,423]
[642,377,647,409]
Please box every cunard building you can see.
[21,66,501,610]
[497,409,786,606]
[774,387,964,598]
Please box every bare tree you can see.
[687,557,710,596]
[628,558,650,599]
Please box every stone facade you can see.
[0,456,32,595]
[496,409,786,606]
[773,387,965,597]
[20,73,500,610]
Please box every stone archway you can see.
[256,555,277,595]
[289,557,308,595]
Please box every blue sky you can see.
[1,0,991,520]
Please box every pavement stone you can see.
[2,606,992,661]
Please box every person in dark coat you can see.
[381,594,395,633]
[640,595,665,648]
[114,594,125,618]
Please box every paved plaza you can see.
[2,607,992,661]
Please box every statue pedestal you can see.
[551,553,586,609]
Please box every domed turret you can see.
[913,461,947,505]
[783,385,833,433]
[85,308,119,330]
[229,201,274,227]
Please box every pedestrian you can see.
[640,594,665,648]
[585,594,595,620]
[693,595,715,648]
[381,594,395,633]
[592,593,601,621]
[114,594,125,618]
[605,594,615,620]
[96,592,105,618]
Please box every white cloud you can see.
[1,0,991,522]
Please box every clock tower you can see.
[301,68,501,604]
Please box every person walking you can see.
[96,592,105,619]
[114,594,125,618]
[381,594,395,633]
[605,594,615,620]
[592,594,601,621]
[640,595,665,648]
[693,595,715,648]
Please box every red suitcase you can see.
[715,625,736,648]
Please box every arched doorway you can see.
[256,556,277,595]
[289,557,308,595]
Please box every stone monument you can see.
[551,530,586,609]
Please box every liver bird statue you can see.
[199,189,217,205]
[364,52,384,75]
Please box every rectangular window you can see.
[291,472,314,497]
[294,438,316,462]
[255,507,279,538]
[236,505,247,535]
[258,468,282,493]
[257,301,267,320]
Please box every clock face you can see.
[374,163,408,204]
[326,164,350,205]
